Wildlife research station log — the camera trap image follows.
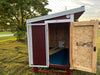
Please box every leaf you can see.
[0,0,51,40]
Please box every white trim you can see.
[26,6,85,23]
[45,19,74,24]
[30,65,49,67]
[27,25,33,65]
[70,14,74,22]
[28,23,45,26]
[45,19,71,23]
[45,24,49,67]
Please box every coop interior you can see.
[49,23,70,66]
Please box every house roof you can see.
[26,6,85,23]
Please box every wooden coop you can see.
[26,6,98,75]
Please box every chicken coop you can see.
[26,6,98,75]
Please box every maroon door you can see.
[32,25,47,66]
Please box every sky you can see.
[46,0,100,21]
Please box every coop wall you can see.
[49,23,70,48]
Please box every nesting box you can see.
[26,6,98,73]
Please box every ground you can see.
[0,31,100,75]
[0,36,15,41]
[0,32,15,41]
[0,40,53,75]
[0,32,12,35]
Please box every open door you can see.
[70,21,98,73]
[27,24,49,67]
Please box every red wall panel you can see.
[32,26,46,65]
[31,15,69,24]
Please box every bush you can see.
[14,30,26,40]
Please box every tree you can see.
[0,0,51,40]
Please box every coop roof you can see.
[26,6,85,23]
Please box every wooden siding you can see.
[32,26,46,65]
[31,16,69,24]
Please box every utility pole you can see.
[65,6,67,10]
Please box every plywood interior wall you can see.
[49,23,70,48]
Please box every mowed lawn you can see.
[97,30,100,75]
[0,36,16,41]
[0,32,16,41]
[0,41,32,75]
[0,30,100,75]
[0,32,12,35]
[98,30,100,64]
[0,41,47,75]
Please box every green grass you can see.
[0,40,44,75]
[98,30,100,55]
[0,32,12,35]
[97,30,100,67]
[0,36,16,41]
[97,30,100,75]
[0,40,53,75]
[98,30,100,43]
[0,32,15,41]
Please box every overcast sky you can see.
[46,0,100,21]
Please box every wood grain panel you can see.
[70,21,98,73]
[49,23,70,48]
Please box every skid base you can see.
[33,64,71,75]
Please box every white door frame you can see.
[27,23,49,67]
[45,15,74,66]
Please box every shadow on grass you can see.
[16,39,28,45]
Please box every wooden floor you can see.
[49,47,65,55]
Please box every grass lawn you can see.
[0,40,47,75]
[0,32,12,35]
[97,30,100,75]
[0,30,99,75]
[98,30,100,58]
[0,36,16,41]
[0,41,33,75]
[98,30,100,43]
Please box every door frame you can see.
[45,18,74,66]
[27,23,49,67]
